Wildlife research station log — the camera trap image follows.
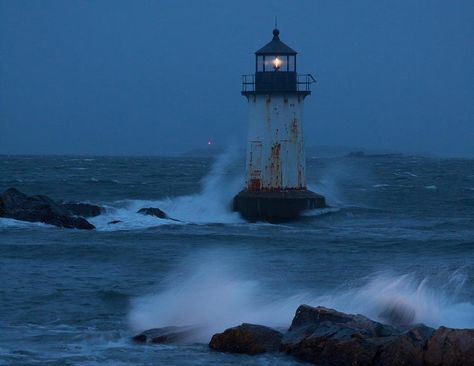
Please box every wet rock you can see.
[131,306,474,366]
[284,305,397,342]
[281,305,398,366]
[133,326,197,344]
[424,327,474,366]
[375,324,434,366]
[378,299,416,327]
[68,217,95,230]
[209,323,283,355]
[0,188,95,230]
[107,220,121,225]
[137,207,168,219]
[282,305,474,366]
[62,202,103,218]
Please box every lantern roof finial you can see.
[272,28,280,40]
[255,28,297,55]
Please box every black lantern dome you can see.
[242,29,314,97]
[255,29,297,56]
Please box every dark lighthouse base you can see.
[233,189,326,223]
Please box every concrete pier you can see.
[233,189,325,222]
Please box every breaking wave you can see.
[0,149,346,231]
[128,251,474,342]
[318,271,474,329]
[90,149,245,230]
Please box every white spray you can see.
[128,250,474,342]
[90,149,245,230]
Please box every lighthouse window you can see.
[257,54,295,72]
[273,56,283,70]
[288,55,295,72]
[265,56,283,71]
[257,55,265,72]
[261,55,283,72]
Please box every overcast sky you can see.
[0,0,473,157]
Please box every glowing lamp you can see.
[272,56,282,70]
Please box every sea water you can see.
[1,153,473,365]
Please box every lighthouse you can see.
[233,28,326,222]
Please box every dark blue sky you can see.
[0,0,473,157]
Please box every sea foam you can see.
[90,149,245,231]
[128,250,474,342]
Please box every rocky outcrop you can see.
[0,188,95,230]
[209,323,283,355]
[137,207,168,219]
[281,305,398,365]
[133,326,197,344]
[202,305,474,366]
[61,202,103,218]
[281,305,474,366]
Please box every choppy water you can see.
[1,153,474,365]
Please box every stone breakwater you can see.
[134,305,474,366]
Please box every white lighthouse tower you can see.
[233,28,325,221]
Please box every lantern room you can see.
[242,29,314,96]
[256,29,297,73]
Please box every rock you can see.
[133,326,197,344]
[137,207,168,219]
[375,324,434,366]
[107,220,121,225]
[378,298,416,326]
[131,306,474,366]
[62,202,103,218]
[136,207,181,222]
[0,188,95,230]
[209,323,283,355]
[284,305,397,342]
[0,187,29,215]
[424,327,474,366]
[69,217,95,230]
[282,305,474,366]
[281,305,399,366]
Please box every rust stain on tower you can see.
[290,118,298,141]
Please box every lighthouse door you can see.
[248,141,262,191]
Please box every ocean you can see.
[1,153,473,365]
